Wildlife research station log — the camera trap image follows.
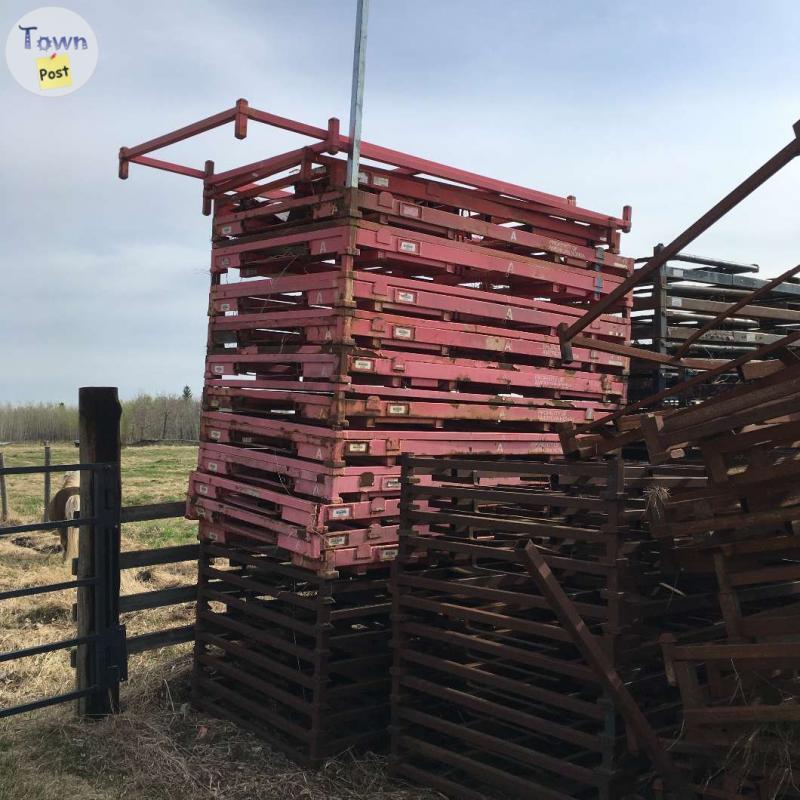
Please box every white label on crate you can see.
[672,297,683,308]
[208,398,219,407]
[399,240,418,253]
[353,358,374,371]
[393,326,413,340]
[373,176,389,187]
[207,461,218,472]
[220,303,231,312]
[358,171,370,184]
[212,365,225,374]
[241,436,253,444]
[388,404,409,416]
[380,548,399,561]
[400,203,420,218]
[672,268,684,278]
[197,484,208,495]
[245,486,260,497]
[384,478,401,490]
[209,430,221,441]
[221,225,233,235]
[396,290,416,304]
[347,442,369,453]
[328,534,348,547]
[330,507,352,519]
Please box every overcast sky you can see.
[1,0,798,404]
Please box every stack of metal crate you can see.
[183,132,635,762]
[187,143,634,577]
[630,249,800,404]
[391,456,715,799]
[117,100,634,766]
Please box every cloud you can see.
[1,0,798,402]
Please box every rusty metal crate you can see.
[195,442,403,503]
[212,156,632,265]
[210,270,628,342]
[192,539,392,764]
[196,512,401,576]
[389,456,717,800]
[211,219,632,309]
[199,412,562,465]
[204,347,624,406]
[202,384,610,430]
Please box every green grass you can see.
[0,442,198,549]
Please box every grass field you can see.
[0,443,433,800]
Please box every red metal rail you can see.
[118,99,630,230]
[557,119,800,358]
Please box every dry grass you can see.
[0,443,436,800]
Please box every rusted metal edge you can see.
[520,540,694,798]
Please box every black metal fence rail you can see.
[0,460,115,720]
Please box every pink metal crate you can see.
[200,411,562,464]
[213,222,630,307]
[195,442,540,503]
[187,471,400,530]
[202,385,609,428]
[196,513,403,576]
[197,442,402,502]
[205,349,624,400]
[210,270,629,342]
[213,175,633,275]
[195,506,406,574]
[209,308,628,374]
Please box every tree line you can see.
[0,388,201,444]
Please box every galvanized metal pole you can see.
[345,0,370,189]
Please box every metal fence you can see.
[0,387,196,720]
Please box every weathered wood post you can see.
[42,442,51,522]
[76,387,124,717]
[0,452,7,522]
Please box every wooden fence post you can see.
[0,453,7,522]
[76,387,123,717]
[42,442,51,522]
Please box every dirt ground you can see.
[0,443,435,800]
